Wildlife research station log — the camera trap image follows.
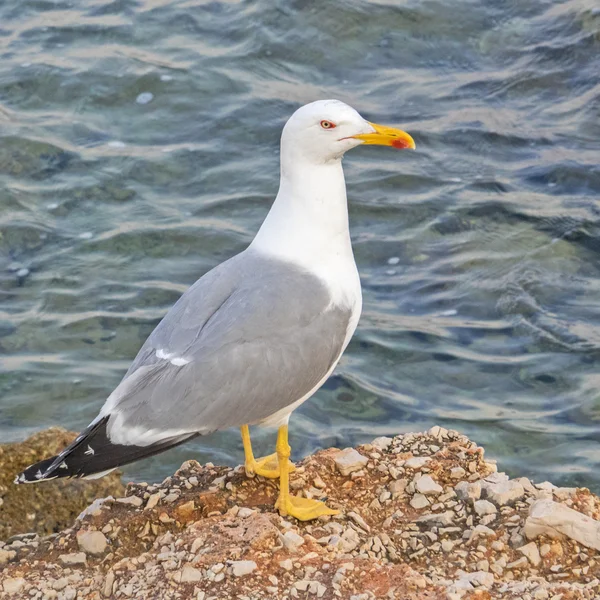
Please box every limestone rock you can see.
[415,475,443,495]
[405,457,431,469]
[281,530,305,552]
[474,499,497,516]
[416,511,454,527]
[333,448,368,476]
[517,541,541,566]
[59,552,87,566]
[371,437,393,451]
[410,494,430,509]
[2,577,25,594]
[455,481,481,501]
[180,565,203,583]
[481,474,524,506]
[76,529,108,555]
[524,498,600,551]
[231,560,257,577]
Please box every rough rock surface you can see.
[2,428,600,599]
[0,428,124,541]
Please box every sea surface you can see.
[1,0,600,489]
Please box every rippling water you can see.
[1,0,600,488]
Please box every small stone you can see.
[463,571,494,588]
[540,543,551,557]
[279,559,294,570]
[389,479,408,495]
[441,540,454,552]
[103,571,115,597]
[481,478,525,506]
[348,511,370,532]
[281,531,305,552]
[417,511,454,527]
[506,556,529,569]
[116,496,143,507]
[405,457,431,469]
[52,578,68,591]
[181,565,203,583]
[237,507,255,518]
[76,530,108,555]
[2,578,25,594]
[231,560,257,577]
[415,475,443,495]
[334,448,369,476]
[59,552,87,566]
[518,542,541,566]
[474,500,497,516]
[455,481,481,501]
[410,494,430,509]
[0,549,16,564]
[371,437,393,451]
[145,493,161,510]
[450,467,466,479]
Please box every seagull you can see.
[15,99,415,521]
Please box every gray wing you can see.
[101,249,352,444]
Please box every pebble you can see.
[237,507,255,518]
[231,560,257,577]
[371,436,393,451]
[0,549,16,564]
[450,467,466,479]
[2,578,25,594]
[180,565,203,583]
[74,529,107,557]
[116,496,143,507]
[405,457,431,469]
[518,541,542,566]
[334,448,369,476]
[481,475,525,506]
[415,475,443,495]
[58,552,87,566]
[348,511,370,532]
[417,511,454,527]
[525,498,600,551]
[281,531,305,552]
[455,481,481,501]
[410,494,430,509]
[474,499,497,516]
[145,493,161,510]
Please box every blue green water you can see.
[1,0,600,489]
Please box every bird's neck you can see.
[250,159,354,269]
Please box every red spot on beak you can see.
[391,138,413,149]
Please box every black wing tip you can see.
[14,414,199,485]
[15,456,60,484]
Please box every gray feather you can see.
[104,249,352,441]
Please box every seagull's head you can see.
[280,99,415,166]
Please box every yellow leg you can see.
[241,425,294,479]
[274,424,339,521]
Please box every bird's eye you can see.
[320,120,336,129]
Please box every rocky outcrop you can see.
[1,428,600,599]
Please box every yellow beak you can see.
[352,121,416,150]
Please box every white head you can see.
[280,99,415,167]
